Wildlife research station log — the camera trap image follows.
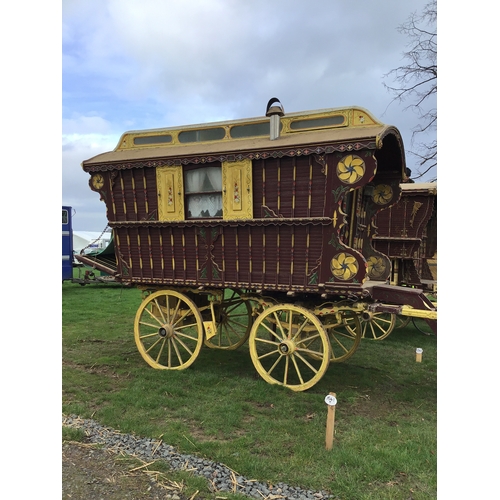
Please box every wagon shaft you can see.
[363,282,437,334]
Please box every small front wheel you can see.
[134,290,204,370]
[204,289,252,350]
[325,309,362,362]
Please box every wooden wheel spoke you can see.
[293,351,320,374]
[266,354,283,376]
[173,330,199,344]
[291,317,310,340]
[138,326,161,336]
[152,298,167,324]
[143,306,163,326]
[273,312,287,339]
[155,338,166,363]
[290,356,305,385]
[145,336,163,354]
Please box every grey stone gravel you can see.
[63,414,334,499]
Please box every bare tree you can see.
[384,0,437,181]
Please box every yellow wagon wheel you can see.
[345,311,396,341]
[324,309,362,362]
[134,289,204,370]
[204,289,253,350]
[249,304,330,392]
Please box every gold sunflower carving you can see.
[330,252,359,281]
[337,155,365,185]
[372,184,393,205]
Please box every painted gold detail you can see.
[372,184,393,205]
[91,173,105,190]
[367,256,386,279]
[330,252,359,281]
[222,159,253,220]
[157,166,184,221]
[337,155,365,184]
[410,201,423,227]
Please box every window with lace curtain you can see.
[184,166,223,218]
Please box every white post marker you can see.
[325,392,337,450]
[416,348,423,363]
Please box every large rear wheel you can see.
[249,304,330,392]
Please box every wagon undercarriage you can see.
[131,283,436,391]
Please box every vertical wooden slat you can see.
[137,233,143,274]
[262,161,266,209]
[195,230,199,283]
[110,176,117,218]
[131,171,138,217]
[277,160,281,213]
[248,228,252,279]
[308,160,313,218]
[276,229,280,278]
[182,232,187,280]
[126,230,132,270]
[221,232,225,276]
[305,229,310,276]
[143,172,149,215]
[262,229,266,276]
[170,232,175,279]
[159,232,164,278]
[292,161,296,217]
[148,230,153,275]
[120,173,127,216]
[235,228,239,284]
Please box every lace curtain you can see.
[185,166,222,218]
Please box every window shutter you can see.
[156,166,185,221]
[222,159,253,220]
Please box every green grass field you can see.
[62,277,437,499]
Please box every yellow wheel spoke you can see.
[143,306,163,326]
[138,329,161,339]
[155,338,166,363]
[153,298,167,324]
[293,351,320,374]
[145,337,163,355]
[290,355,305,385]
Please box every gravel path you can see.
[63,414,334,500]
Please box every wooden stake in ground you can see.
[325,392,337,450]
[416,348,423,362]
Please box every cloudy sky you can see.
[62,0,437,231]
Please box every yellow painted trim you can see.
[400,306,437,320]
[156,165,185,221]
[222,159,253,220]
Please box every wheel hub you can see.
[361,311,373,322]
[279,339,296,355]
[158,324,175,338]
